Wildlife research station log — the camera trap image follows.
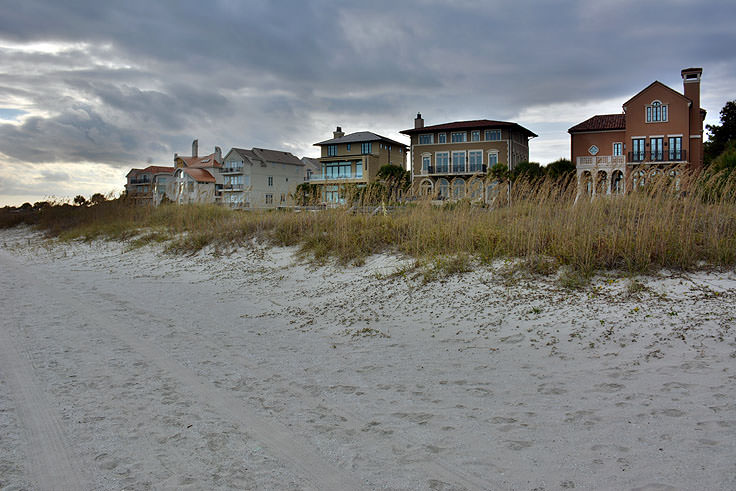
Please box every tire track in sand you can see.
[0,250,367,491]
[0,305,91,490]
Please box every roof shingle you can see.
[400,119,537,137]
[568,114,626,133]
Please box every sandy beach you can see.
[1,226,735,490]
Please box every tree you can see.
[510,161,544,181]
[89,193,106,205]
[705,100,736,166]
[489,163,509,182]
[376,164,410,202]
[73,195,87,206]
[545,158,575,179]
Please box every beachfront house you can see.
[312,127,408,204]
[569,68,706,197]
[220,147,304,209]
[166,139,224,205]
[125,165,175,206]
[400,114,537,200]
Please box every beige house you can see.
[569,68,705,197]
[313,127,408,204]
[125,165,174,205]
[164,139,224,205]
[400,114,537,200]
[221,147,304,208]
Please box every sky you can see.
[0,0,735,206]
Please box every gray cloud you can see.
[0,0,735,204]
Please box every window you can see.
[437,178,450,199]
[613,142,623,156]
[324,185,339,203]
[451,151,466,173]
[355,162,363,178]
[422,155,431,173]
[265,194,273,204]
[435,152,449,173]
[646,101,668,122]
[632,138,645,161]
[651,137,663,161]
[485,129,501,141]
[280,193,285,203]
[487,151,498,165]
[438,133,447,143]
[346,143,351,151]
[419,134,433,144]
[668,137,682,160]
[471,130,480,142]
[267,176,273,186]
[324,162,352,179]
[327,144,337,156]
[468,151,483,172]
[361,142,372,154]
[451,132,467,143]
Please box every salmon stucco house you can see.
[569,68,706,196]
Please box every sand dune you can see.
[1,226,735,490]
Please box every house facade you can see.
[163,139,224,205]
[569,68,705,196]
[125,165,174,205]
[400,114,537,200]
[220,147,304,208]
[312,127,408,204]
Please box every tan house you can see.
[125,165,174,205]
[313,127,408,204]
[220,147,304,208]
[165,139,224,205]
[569,67,706,196]
[400,114,537,200]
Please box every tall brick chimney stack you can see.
[333,126,345,139]
[681,68,703,168]
[192,139,198,158]
[415,112,424,129]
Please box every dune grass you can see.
[4,166,736,280]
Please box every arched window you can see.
[647,100,668,122]
[596,171,608,194]
[581,171,593,195]
[437,178,450,199]
[632,169,646,189]
[468,179,483,200]
[419,179,434,196]
[452,178,466,199]
[611,170,624,194]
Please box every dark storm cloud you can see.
[0,0,734,188]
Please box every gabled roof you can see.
[623,80,690,107]
[301,157,320,172]
[126,168,144,177]
[178,152,221,168]
[252,147,304,166]
[314,131,408,148]
[180,167,216,183]
[400,119,537,138]
[568,114,626,133]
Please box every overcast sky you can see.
[1,0,735,205]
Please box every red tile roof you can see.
[401,119,537,137]
[568,114,626,133]
[142,165,174,174]
[177,153,222,168]
[182,168,215,183]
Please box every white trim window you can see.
[451,151,466,173]
[485,129,501,141]
[468,150,483,172]
[435,152,449,173]
[613,142,623,156]
[438,133,447,143]
[471,130,480,142]
[421,154,431,173]
[646,100,668,123]
[419,134,433,144]
[487,151,499,165]
[451,132,467,143]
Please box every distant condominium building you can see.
[125,165,174,205]
[569,67,705,196]
[220,147,304,208]
[400,114,537,199]
[312,127,408,204]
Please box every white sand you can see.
[1,226,735,490]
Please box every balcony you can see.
[418,164,487,176]
[222,184,244,191]
[576,155,626,168]
[627,150,687,163]
[221,167,243,174]
[310,174,365,182]
[128,178,150,185]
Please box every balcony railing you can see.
[627,150,687,163]
[576,155,626,167]
[128,178,150,184]
[419,164,488,175]
[310,174,364,181]
[221,167,244,174]
[222,184,244,191]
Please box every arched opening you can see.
[419,179,434,197]
[596,171,608,195]
[485,180,499,205]
[452,178,466,199]
[437,178,450,199]
[632,169,646,190]
[581,171,593,195]
[468,179,483,201]
[611,170,624,194]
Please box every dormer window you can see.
[646,101,668,123]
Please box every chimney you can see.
[414,112,424,129]
[681,68,704,168]
[333,126,345,139]
[192,139,198,158]
[215,146,222,163]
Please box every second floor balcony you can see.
[222,183,244,191]
[128,177,150,185]
[627,150,687,163]
[310,174,365,182]
[418,164,488,176]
